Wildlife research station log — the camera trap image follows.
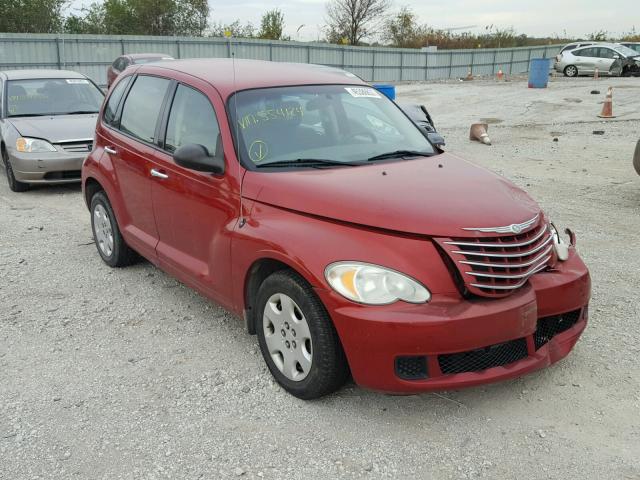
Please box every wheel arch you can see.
[243,257,318,335]
[84,176,104,209]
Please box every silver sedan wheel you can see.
[565,65,578,77]
[263,293,313,381]
[93,204,114,258]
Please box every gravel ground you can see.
[1,76,639,479]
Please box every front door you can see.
[150,82,238,305]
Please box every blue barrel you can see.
[528,59,551,88]
[373,84,396,100]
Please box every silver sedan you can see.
[0,69,104,192]
[554,43,640,77]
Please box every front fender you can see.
[230,201,460,314]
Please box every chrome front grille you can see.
[59,141,93,153]
[436,218,555,297]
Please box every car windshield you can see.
[229,85,435,168]
[615,45,640,57]
[6,78,104,117]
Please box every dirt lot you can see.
[1,76,639,479]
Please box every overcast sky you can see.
[68,0,637,41]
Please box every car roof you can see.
[572,43,624,50]
[127,53,173,59]
[0,69,87,80]
[136,58,367,99]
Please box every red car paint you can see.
[82,59,590,393]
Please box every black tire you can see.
[564,65,578,77]
[2,148,29,192]
[256,270,349,399]
[90,190,137,267]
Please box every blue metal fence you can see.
[0,33,561,86]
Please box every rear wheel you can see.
[2,148,29,192]
[90,191,137,267]
[564,65,578,77]
[256,270,349,399]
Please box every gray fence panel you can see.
[0,33,562,86]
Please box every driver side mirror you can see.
[173,144,225,175]
[613,54,620,59]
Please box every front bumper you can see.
[316,250,590,393]
[8,150,85,184]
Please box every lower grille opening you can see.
[43,170,82,180]
[395,356,428,380]
[534,309,582,350]
[438,338,528,375]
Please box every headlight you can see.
[16,137,57,153]
[325,262,431,305]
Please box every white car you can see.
[554,43,639,77]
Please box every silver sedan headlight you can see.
[16,137,57,153]
[325,262,431,305]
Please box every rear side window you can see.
[164,84,220,156]
[562,45,577,52]
[574,48,595,57]
[120,76,170,144]
[103,75,132,126]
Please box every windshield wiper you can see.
[59,110,99,115]
[255,158,362,168]
[7,113,50,118]
[367,150,433,162]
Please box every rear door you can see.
[572,47,597,73]
[149,80,238,304]
[101,74,172,260]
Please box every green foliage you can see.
[383,6,425,48]
[259,9,285,40]
[64,0,209,36]
[587,29,610,41]
[209,20,255,38]
[0,0,66,33]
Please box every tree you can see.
[64,0,209,36]
[325,0,391,45]
[259,9,285,40]
[383,6,424,48]
[0,0,65,33]
[209,20,255,38]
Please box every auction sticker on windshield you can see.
[344,87,381,98]
[66,79,90,84]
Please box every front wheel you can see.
[564,65,578,77]
[256,270,349,399]
[2,149,29,192]
[90,191,137,267]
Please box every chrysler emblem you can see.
[461,213,539,234]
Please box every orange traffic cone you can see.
[470,123,491,145]
[597,87,615,118]
[496,69,504,81]
[594,67,599,80]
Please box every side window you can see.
[562,45,577,52]
[598,48,616,59]
[103,75,132,126]
[574,48,593,57]
[120,76,170,144]
[165,84,221,156]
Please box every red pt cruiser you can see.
[81,59,591,399]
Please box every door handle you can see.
[104,146,117,154]
[150,168,169,179]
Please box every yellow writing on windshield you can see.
[238,105,304,130]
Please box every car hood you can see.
[242,153,541,238]
[9,114,98,143]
